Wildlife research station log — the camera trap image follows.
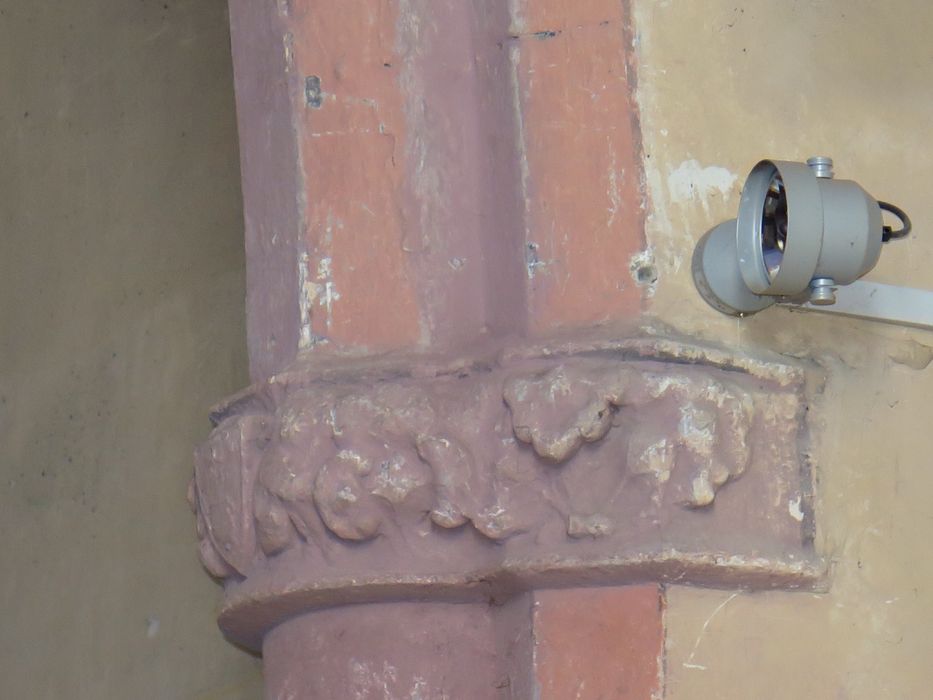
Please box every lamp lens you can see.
[760,175,787,280]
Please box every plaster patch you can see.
[888,339,933,370]
[146,616,160,639]
[667,159,738,209]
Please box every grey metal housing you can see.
[694,157,885,316]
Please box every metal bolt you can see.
[806,156,834,179]
[809,277,837,305]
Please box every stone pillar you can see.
[191,1,822,697]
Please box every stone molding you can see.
[190,335,822,650]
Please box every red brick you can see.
[289,1,422,349]
[533,586,664,700]
[513,0,646,332]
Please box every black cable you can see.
[879,200,912,242]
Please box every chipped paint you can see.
[788,495,804,523]
[607,151,623,227]
[315,256,340,330]
[297,251,315,349]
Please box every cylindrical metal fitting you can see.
[807,156,834,179]
[809,277,837,305]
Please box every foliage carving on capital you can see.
[190,341,807,583]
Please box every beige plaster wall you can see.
[0,1,261,697]
[633,1,933,697]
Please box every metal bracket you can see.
[780,280,933,331]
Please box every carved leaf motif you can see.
[198,536,235,579]
[191,347,801,584]
[624,378,754,507]
[193,414,270,575]
[504,365,755,510]
[313,452,383,541]
[256,404,332,549]
[472,504,522,540]
[503,365,634,462]
[369,453,431,505]
[254,484,296,556]
[416,436,478,529]
[568,513,614,539]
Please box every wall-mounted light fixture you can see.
[691,157,930,329]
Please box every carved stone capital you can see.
[190,335,822,650]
